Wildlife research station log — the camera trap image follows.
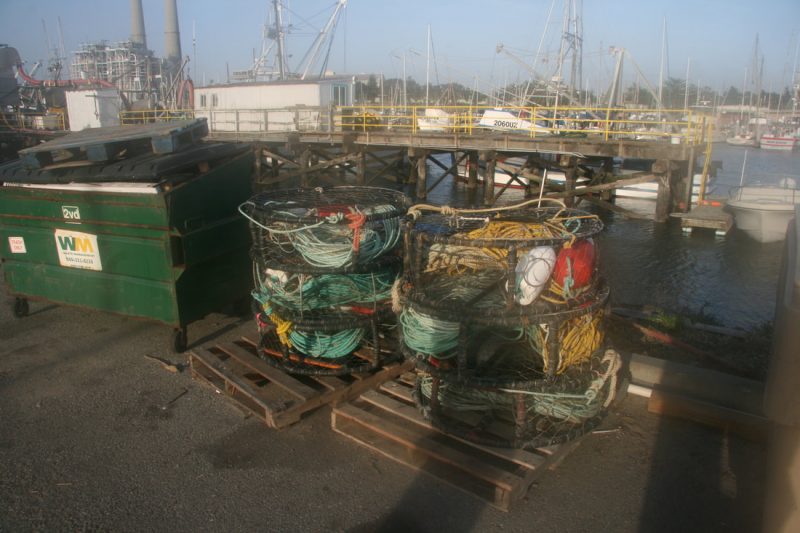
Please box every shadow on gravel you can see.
[346,473,486,533]
[638,413,766,532]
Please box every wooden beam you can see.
[629,352,765,415]
[416,152,428,200]
[426,152,466,194]
[579,195,652,220]
[260,147,300,168]
[277,152,362,182]
[544,173,658,199]
[467,151,479,206]
[366,154,405,185]
[648,389,768,442]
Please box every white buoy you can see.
[511,246,556,305]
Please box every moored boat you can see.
[726,134,759,147]
[759,135,797,151]
[726,178,800,242]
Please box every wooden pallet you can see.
[19,119,208,168]
[331,374,586,512]
[189,336,414,429]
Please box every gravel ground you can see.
[0,294,766,532]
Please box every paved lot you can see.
[0,295,766,532]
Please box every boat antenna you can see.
[739,150,748,187]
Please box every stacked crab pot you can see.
[398,200,621,449]
[239,186,411,376]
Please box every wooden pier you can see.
[197,104,711,222]
[206,129,703,222]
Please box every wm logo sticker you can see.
[54,229,102,271]
[57,234,94,253]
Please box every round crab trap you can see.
[240,186,411,272]
[399,303,609,386]
[412,348,622,449]
[255,304,398,376]
[402,199,603,314]
[251,258,400,317]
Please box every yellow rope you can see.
[556,311,604,373]
[267,310,295,348]
[530,311,604,374]
[540,279,589,305]
[456,221,560,263]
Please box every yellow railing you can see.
[336,105,709,145]
[0,110,66,131]
[119,109,196,125]
[112,104,711,146]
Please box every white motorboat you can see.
[727,179,800,242]
[726,134,759,147]
[416,108,452,132]
[614,172,708,202]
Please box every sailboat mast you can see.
[425,24,431,107]
[658,16,667,111]
[273,0,287,80]
[684,57,691,110]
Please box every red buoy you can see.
[553,238,596,289]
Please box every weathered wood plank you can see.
[360,389,547,469]
[647,389,768,442]
[334,402,520,491]
[189,347,273,412]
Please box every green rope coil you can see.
[253,263,398,312]
[399,307,461,359]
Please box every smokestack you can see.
[164,0,182,75]
[130,0,147,49]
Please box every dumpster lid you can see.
[1,142,248,186]
[18,118,209,170]
[2,181,160,194]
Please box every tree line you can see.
[353,74,798,111]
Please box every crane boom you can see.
[496,43,589,111]
[299,0,347,80]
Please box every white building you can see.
[194,79,353,133]
[65,89,123,131]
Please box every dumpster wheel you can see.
[172,328,188,353]
[13,297,29,318]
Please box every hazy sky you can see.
[1,0,799,96]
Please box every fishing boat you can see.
[726,178,800,242]
[726,134,759,147]
[614,173,707,201]
[759,134,797,151]
[477,109,552,135]
[417,108,452,132]
[456,156,709,201]
[455,156,587,190]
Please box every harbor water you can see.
[424,144,800,331]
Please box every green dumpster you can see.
[0,121,254,351]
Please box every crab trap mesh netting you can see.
[402,201,604,317]
[251,258,400,317]
[240,186,411,272]
[399,305,608,385]
[255,307,398,376]
[241,186,410,375]
[413,348,622,449]
[398,199,620,447]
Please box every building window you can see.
[199,94,206,107]
[211,94,219,107]
[332,85,347,106]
